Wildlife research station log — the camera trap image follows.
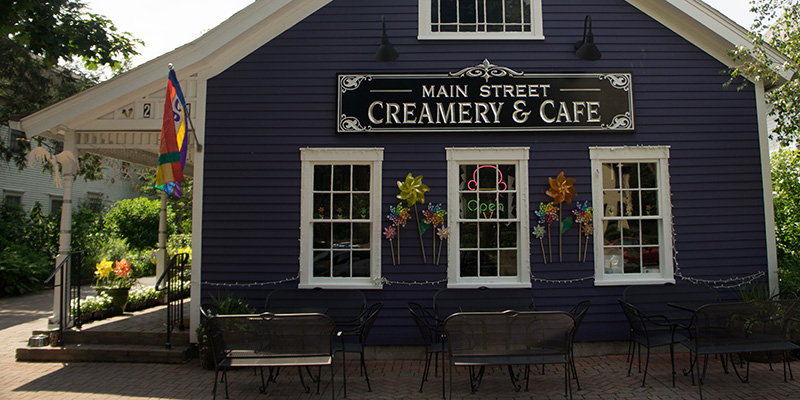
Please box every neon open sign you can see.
[466,165,507,219]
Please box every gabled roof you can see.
[16,0,792,145]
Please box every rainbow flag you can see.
[155,69,188,198]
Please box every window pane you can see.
[460,250,478,276]
[353,165,370,191]
[460,222,478,248]
[641,190,658,216]
[480,250,498,276]
[621,190,639,217]
[498,164,515,190]
[460,193,478,219]
[352,222,370,249]
[459,0,477,23]
[641,220,659,246]
[621,163,639,188]
[603,220,621,246]
[499,250,517,276]
[624,248,642,273]
[352,193,369,219]
[640,163,658,188]
[441,0,457,23]
[332,165,350,191]
[333,194,350,219]
[505,0,521,23]
[313,223,331,249]
[314,165,331,191]
[460,164,476,191]
[622,220,641,242]
[478,192,497,219]
[642,247,660,272]
[602,163,618,189]
[499,222,516,248]
[497,192,514,219]
[352,251,370,277]
[313,193,330,219]
[486,1,503,23]
[332,252,351,277]
[603,190,621,217]
[313,251,331,277]
[332,223,351,248]
[478,165,497,190]
[479,222,497,248]
[604,248,623,274]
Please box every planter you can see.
[95,287,130,314]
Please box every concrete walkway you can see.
[2,288,800,399]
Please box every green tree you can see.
[138,170,193,234]
[728,0,799,145]
[0,0,142,173]
[104,197,175,250]
[771,148,800,292]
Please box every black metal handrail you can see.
[155,252,190,349]
[43,251,85,345]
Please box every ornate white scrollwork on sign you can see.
[603,112,632,130]
[599,74,631,91]
[339,115,369,132]
[340,75,371,93]
[449,59,524,82]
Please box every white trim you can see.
[189,76,208,343]
[299,148,384,289]
[445,147,531,289]
[755,82,779,294]
[418,0,544,40]
[589,146,674,286]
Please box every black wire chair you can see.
[334,302,383,397]
[408,302,446,397]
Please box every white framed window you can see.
[590,146,674,286]
[419,0,544,40]
[299,148,383,289]
[446,147,530,288]
[86,192,104,213]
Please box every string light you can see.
[201,275,299,288]
[376,277,447,286]
[531,275,593,284]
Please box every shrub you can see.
[104,197,174,250]
[128,248,157,277]
[0,244,52,296]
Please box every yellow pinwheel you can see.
[397,173,430,206]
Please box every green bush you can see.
[128,248,157,277]
[0,243,51,296]
[104,197,174,250]
[772,149,800,294]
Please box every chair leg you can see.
[361,351,372,392]
[571,348,581,390]
[212,368,219,400]
[627,341,636,377]
[670,343,676,387]
[641,346,651,387]
[420,352,432,392]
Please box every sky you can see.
[84,0,756,68]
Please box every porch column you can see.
[156,190,169,279]
[51,130,78,325]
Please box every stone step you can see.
[61,329,191,347]
[16,343,193,364]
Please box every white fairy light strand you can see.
[201,275,299,288]
[531,275,594,284]
[376,277,448,286]
[670,219,765,289]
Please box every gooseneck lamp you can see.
[374,16,399,62]
[575,15,602,61]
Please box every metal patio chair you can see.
[335,302,383,397]
[408,302,446,397]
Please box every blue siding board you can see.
[201,0,770,344]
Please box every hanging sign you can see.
[338,59,634,133]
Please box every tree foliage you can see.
[771,148,800,292]
[728,0,800,145]
[0,0,141,175]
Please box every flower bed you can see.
[70,282,190,323]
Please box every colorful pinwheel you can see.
[397,173,430,262]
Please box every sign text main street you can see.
[338,60,634,133]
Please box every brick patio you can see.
[3,289,799,399]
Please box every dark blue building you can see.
[19,0,791,348]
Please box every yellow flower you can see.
[95,258,114,280]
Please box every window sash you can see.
[299,148,383,289]
[446,147,530,288]
[589,146,673,286]
[420,0,544,40]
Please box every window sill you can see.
[299,281,382,290]
[418,33,545,41]
[447,281,532,289]
[594,277,675,287]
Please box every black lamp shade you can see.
[374,16,399,62]
[575,15,601,61]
